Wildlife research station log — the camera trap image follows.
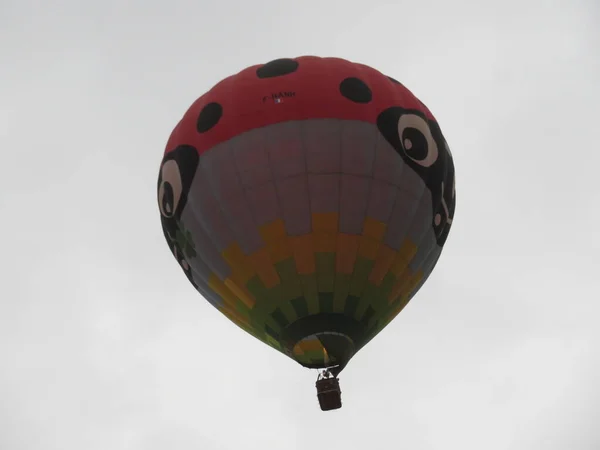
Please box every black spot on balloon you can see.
[196,102,222,133]
[339,77,372,103]
[256,58,299,78]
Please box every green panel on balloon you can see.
[333,273,352,313]
[361,274,396,325]
[298,274,320,315]
[245,276,283,334]
[318,292,334,314]
[315,253,336,293]
[273,258,303,321]
[344,295,360,318]
[348,257,374,299]
[290,296,309,319]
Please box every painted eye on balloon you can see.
[158,159,183,218]
[397,114,438,168]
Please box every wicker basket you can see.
[316,377,342,411]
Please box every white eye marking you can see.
[444,140,456,200]
[438,182,453,227]
[452,174,456,200]
[158,159,183,218]
[397,113,438,167]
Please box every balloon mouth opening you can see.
[292,332,355,368]
[280,313,366,370]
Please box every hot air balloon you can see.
[157,56,456,411]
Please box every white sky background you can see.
[1,0,599,448]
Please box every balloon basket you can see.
[316,370,342,411]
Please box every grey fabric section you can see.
[383,189,421,250]
[340,121,377,177]
[277,175,311,235]
[186,178,235,252]
[372,135,405,186]
[180,206,232,280]
[200,142,264,254]
[406,191,433,243]
[397,162,425,197]
[308,173,340,213]
[339,174,370,234]
[366,179,397,223]
[231,128,271,188]
[245,182,280,227]
[304,119,342,173]
[409,245,443,298]
[201,142,242,199]
[220,193,263,254]
[265,122,305,180]
[408,228,437,272]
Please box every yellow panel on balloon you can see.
[259,219,293,264]
[389,239,418,277]
[247,247,280,288]
[335,233,358,274]
[208,273,252,309]
[222,242,256,284]
[369,244,396,285]
[289,234,315,275]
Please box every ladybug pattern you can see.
[157,56,456,370]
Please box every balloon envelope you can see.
[157,56,456,372]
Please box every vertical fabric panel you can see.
[232,128,271,188]
[266,122,305,180]
[201,141,264,254]
[277,176,311,236]
[372,136,405,186]
[367,180,397,223]
[304,119,342,174]
[339,174,370,234]
[383,190,421,250]
[308,174,339,214]
[340,121,377,176]
[246,182,279,227]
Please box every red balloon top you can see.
[165,56,436,156]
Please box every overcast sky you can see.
[1,0,599,449]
